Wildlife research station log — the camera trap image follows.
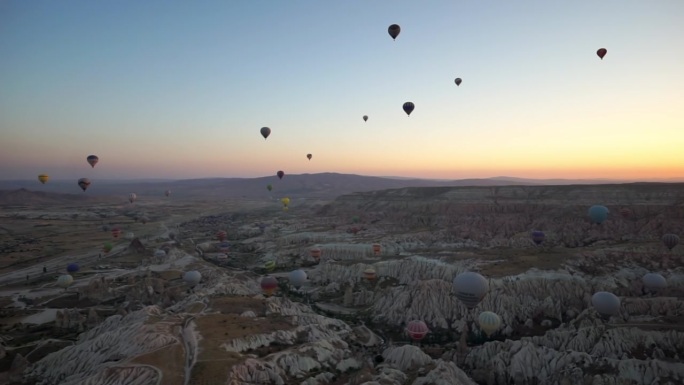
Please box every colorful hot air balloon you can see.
[38,174,49,184]
[264,260,276,272]
[289,269,307,288]
[406,320,429,341]
[183,270,202,287]
[531,230,545,245]
[277,170,284,179]
[78,178,91,192]
[260,127,271,139]
[453,272,489,309]
[128,193,137,203]
[642,273,667,292]
[402,102,414,116]
[597,48,607,60]
[363,115,368,122]
[267,184,273,192]
[111,228,122,238]
[86,155,99,168]
[363,268,376,281]
[217,231,227,242]
[66,263,79,273]
[57,274,74,289]
[372,244,381,256]
[388,24,401,40]
[309,248,322,262]
[591,291,620,318]
[662,234,679,250]
[454,78,462,86]
[588,205,609,224]
[478,311,502,337]
[307,154,312,160]
[281,197,290,211]
[260,276,278,296]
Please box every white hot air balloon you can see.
[591,291,621,318]
[478,311,502,337]
[57,274,74,289]
[183,270,202,287]
[288,269,307,288]
[128,193,137,203]
[453,272,489,309]
[642,273,667,292]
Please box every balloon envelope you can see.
[154,249,166,258]
[86,155,99,168]
[454,78,462,86]
[588,205,609,224]
[289,269,307,288]
[78,178,91,192]
[478,311,502,336]
[66,263,79,273]
[261,276,278,295]
[402,102,414,116]
[531,230,545,245]
[597,48,607,59]
[363,268,376,281]
[642,273,667,291]
[307,153,312,160]
[453,272,489,309]
[388,24,400,40]
[260,127,271,139]
[591,291,620,317]
[406,320,429,341]
[277,171,284,179]
[662,234,679,250]
[363,115,368,122]
[38,174,49,184]
[57,274,74,288]
[183,270,202,286]
[128,193,137,203]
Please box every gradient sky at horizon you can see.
[1,0,683,181]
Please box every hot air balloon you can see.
[111,228,122,239]
[662,234,679,250]
[531,230,545,245]
[165,190,171,197]
[217,231,227,241]
[78,178,91,192]
[406,320,429,341]
[363,268,376,281]
[154,249,166,258]
[66,263,79,273]
[591,291,620,318]
[277,170,284,179]
[38,174,49,184]
[103,242,113,253]
[642,273,667,292]
[478,311,502,337]
[307,154,312,160]
[597,48,607,60]
[310,248,322,262]
[57,274,74,289]
[128,193,137,203]
[260,127,271,139]
[388,24,401,40]
[453,272,489,309]
[619,208,632,219]
[363,115,368,122]
[218,242,230,253]
[281,197,290,210]
[260,276,278,296]
[588,205,609,224]
[372,244,381,256]
[289,269,307,288]
[265,260,276,272]
[454,78,462,86]
[86,155,99,168]
[402,102,414,116]
[267,184,273,192]
[183,270,202,287]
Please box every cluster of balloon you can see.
[452,272,489,309]
[183,270,202,288]
[531,230,545,245]
[662,233,679,250]
[372,243,381,256]
[362,267,376,281]
[112,228,122,239]
[478,311,502,337]
[588,205,609,225]
[56,274,74,289]
[642,273,667,294]
[260,276,278,296]
[288,269,307,289]
[405,320,429,342]
[265,260,276,272]
[281,197,290,211]
[128,193,137,204]
[216,230,227,242]
[309,248,322,263]
[66,263,80,274]
[591,291,621,319]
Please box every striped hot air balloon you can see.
[478,311,502,337]
[260,276,278,296]
[362,268,376,281]
[264,260,276,272]
[216,231,227,242]
[453,272,489,309]
[405,320,429,342]
[662,234,679,250]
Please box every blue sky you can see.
[1,0,683,180]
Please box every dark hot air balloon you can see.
[307,154,312,160]
[597,48,607,60]
[86,155,99,168]
[38,174,49,184]
[277,170,284,179]
[260,276,278,296]
[588,205,609,224]
[78,178,91,192]
[363,115,368,122]
[454,78,462,86]
[662,234,679,250]
[260,127,271,139]
[388,24,401,40]
[402,102,414,116]
[531,230,545,245]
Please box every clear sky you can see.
[1,0,683,181]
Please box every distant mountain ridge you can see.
[1,173,682,202]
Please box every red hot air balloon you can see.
[597,48,607,60]
[112,228,122,239]
[406,320,429,342]
[277,171,285,179]
[217,231,227,242]
[388,24,401,40]
[260,276,278,296]
[402,102,414,116]
[309,248,321,262]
